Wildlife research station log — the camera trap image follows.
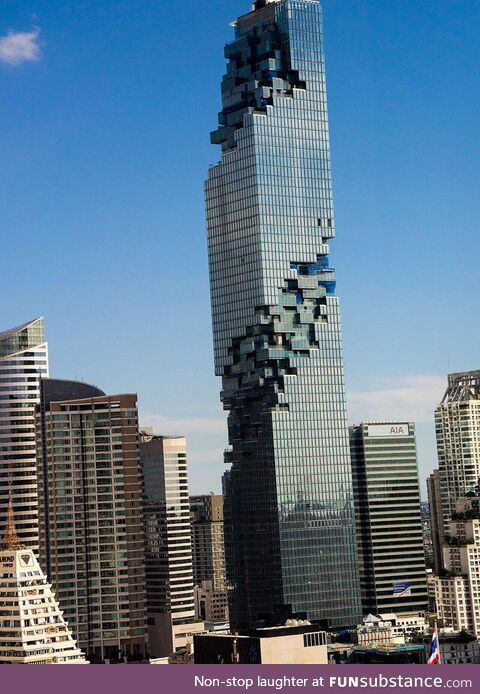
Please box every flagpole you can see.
[436,621,441,665]
[428,620,441,665]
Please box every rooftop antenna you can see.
[1,495,25,551]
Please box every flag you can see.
[428,624,440,664]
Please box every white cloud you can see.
[0,28,41,66]
[347,374,446,425]
[140,413,226,436]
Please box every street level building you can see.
[350,422,428,615]
[194,622,328,664]
[0,498,87,664]
[0,318,48,550]
[348,644,426,665]
[36,380,147,662]
[356,614,404,649]
[437,631,480,664]
[355,612,428,649]
[206,0,361,629]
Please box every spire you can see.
[1,496,24,551]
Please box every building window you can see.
[303,632,326,648]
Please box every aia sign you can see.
[390,426,406,435]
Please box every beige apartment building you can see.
[36,381,148,662]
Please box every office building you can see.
[427,469,446,574]
[0,498,87,664]
[435,371,480,525]
[194,623,328,664]
[205,0,361,628]
[140,433,197,658]
[350,422,428,615]
[36,379,147,662]
[0,318,48,550]
[190,494,226,591]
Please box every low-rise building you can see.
[378,612,429,641]
[349,644,426,664]
[438,631,480,664]
[194,623,328,664]
[356,614,404,648]
[355,612,428,648]
[195,581,229,623]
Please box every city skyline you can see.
[2,0,480,498]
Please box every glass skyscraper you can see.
[206,0,361,628]
[0,317,48,550]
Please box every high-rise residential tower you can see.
[435,371,480,526]
[190,494,226,591]
[191,495,229,624]
[431,372,480,636]
[140,433,198,658]
[36,380,148,663]
[427,469,446,574]
[205,0,361,628]
[0,318,48,550]
[350,422,428,616]
[432,495,480,638]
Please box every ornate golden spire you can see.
[1,496,24,551]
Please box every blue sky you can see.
[1,0,479,497]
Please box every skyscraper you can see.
[36,380,148,663]
[350,422,428,615]
[205,0,361,628]
[431,371,480,636]
[190,494,226,591]
[191,494,229,624]
[435,371,480,526]
[140,433,198,658]
[432,495,480,638]
[0,318,48,550]
[427,469,446,574]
